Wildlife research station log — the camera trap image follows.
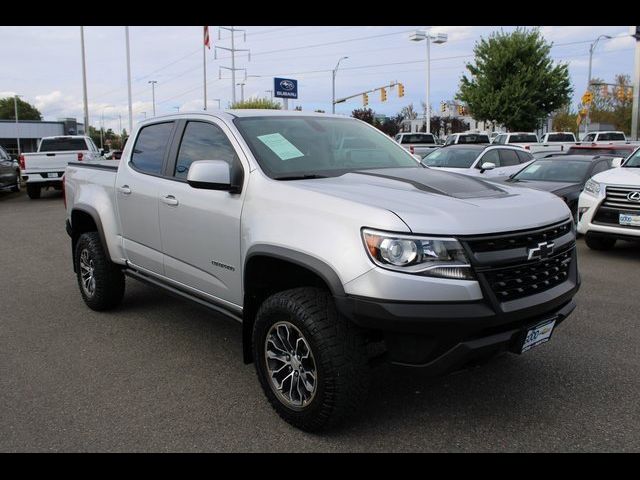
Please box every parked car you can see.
[493,132,539,146]
[532,149,565,159]
[105,150,123,160]
[394,132,440,156]
[20,135,104,199]
[0,145,21,192]
[64,111,579,432]
[580,131,627,143]
[443,132,491,145]
[421,144,534,178]
[577,146,640,250]
[501,155,616,222]
[540,132,577,144]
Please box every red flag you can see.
[204,26,211,49]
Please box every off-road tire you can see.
[74,232,125,311]
[253,287,371,432]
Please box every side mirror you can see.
[480,162,496,173]
[187,160,238,192]
[611,157,624,168]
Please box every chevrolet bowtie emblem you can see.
[528,241,554,261]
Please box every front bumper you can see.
[335,245,579,371]
[578,191,640,240]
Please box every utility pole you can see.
[215,26,250,105]
[237,82,246,102]
[585,35,612,134]
[632,26,640,141]
[332,56,349,114]
[14,94,22,156]
[125,26,133,134]
[80,26,90,135]
[149,80,157,116]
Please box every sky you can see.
[0,25,637,132]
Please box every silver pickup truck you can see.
[64,110,580,431]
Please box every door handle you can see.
[118,185,131,194]
[162,194,179,206]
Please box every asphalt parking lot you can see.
[1,188,639,452]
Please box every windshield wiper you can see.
[273,174,331,181]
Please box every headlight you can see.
[584,178,601,196]
[362,229,474,280]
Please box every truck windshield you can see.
[40,138,88,151]
[512,159,591,182]
[233,116,419,179]
[421,148,479,168]
[509,134,538,143]
[625,149,640,167]
[546,133,574,142]
[400,134,435,144]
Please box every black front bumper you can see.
[335,247,580,372]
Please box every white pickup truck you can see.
[20,135,103,199]
[394,132,440,157]
[63,110,579,431]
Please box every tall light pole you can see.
[13,94,22,156]
[125,26,133,134]
[409,30,448,133]
[631,26,640,141]
[331,56,349,114]
[148,80,158,116]
[100,105,112,149]
[585,34,612,134]
[237,82,246,102]
[80,26,90,135]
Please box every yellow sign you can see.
[582,91,593,104]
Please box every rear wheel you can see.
[585,234,616,251]
[26,184,40,199]
[74,232,125,310]
[253,287,371,432]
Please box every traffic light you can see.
[616,87,625,101]
[457,104,463,115]
[441,102,446,113]
[363,93,369,106]
[380,88,387,102]
[582,91,593,105]
[398,83,405,97]
[627,88,634,102]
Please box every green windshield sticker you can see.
[257,133,304,161]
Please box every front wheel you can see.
[253,287,371,432]
[74,232,125,310]
[585,234,616,251]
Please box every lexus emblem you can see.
[528,241,555,261]
[627,191,640,202]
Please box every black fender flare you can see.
[69,205,110,271]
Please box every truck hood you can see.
[592,166,640,186]
[290,167,570,235]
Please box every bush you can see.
[230,98,282,110]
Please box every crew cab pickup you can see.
[580,131,627,143]
[64,111,580,432]
[577,146,640,250]
[394,132,440,157]
[20,135,103,199]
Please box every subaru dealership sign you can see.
[274,78,298,99]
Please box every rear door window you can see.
[498,149,521,166]
[516,150,534,163]
[130,122,175,175]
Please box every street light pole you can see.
[585,34,612,134]
[14,94,22,156]
[332,56,348,114]
[237,82,246,102]
[80,26,90,135]
[409,30,447,134]
[125,26,133,134]
[631,26,640,141]
[149,80,157,116]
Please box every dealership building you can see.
[0,118,85,156]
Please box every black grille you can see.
[593,186,640,228]
[482,248,572,301]
[466,221,572,252]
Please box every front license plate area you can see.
[619,213,640,227]
[521,319,556,353]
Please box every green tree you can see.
[552,105,578,135]
[457,28,572,131]
[229,97,282,109]
[0,97,42,120]
[351,108,375,125]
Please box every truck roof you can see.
[146,109,344,121]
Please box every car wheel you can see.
[74,232,125,311]
[26,184,40,199]
[253,287,371,432]
[585,234,616,251]
[10,172,21,192]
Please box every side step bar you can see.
[124,269,243,323]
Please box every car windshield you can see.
[400,134,435,144]
[513,159,591,182]
[625,149,640,167]
[421,148,479,168]
[233,116,419,179]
